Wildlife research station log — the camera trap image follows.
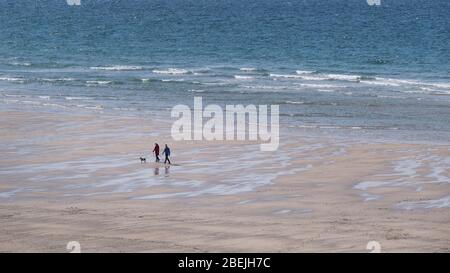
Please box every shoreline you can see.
[2,99,450,146]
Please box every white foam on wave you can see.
[372,77,450,92]
[0,76,25,83]
[21,100,41,105]
[316,89,337,93]
[327,74,361,82]
[270,72,362,83]
[376,77,421,86]
[40,78,75,82]
[3,93,27,98]
[284,100,304,105]
[86,80,112,85]
[363,80,401,87]
[90,65,143,71]
[266,71,450,95]
[65,96,92,101]
[83,105,104,110]
[430,83,450,89]
[10,62,32,67]
[152,68,190,75]
[295,70,315,75]
[241,85,289,90]
[269,73,302,79]
[299,75,330,81]
[295,83,338,89]
[161,78,185,82]
[240,67,257,71]
[1,99,19,104]
[234,75,254,80]
[42,103,67,109]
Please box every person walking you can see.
[153,143,160,162]
[162,144,171,165]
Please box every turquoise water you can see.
[0,0,449,141]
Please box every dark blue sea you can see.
[0,0,449,142]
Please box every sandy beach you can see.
[0,108,448,253]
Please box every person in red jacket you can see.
[153,143,160,162]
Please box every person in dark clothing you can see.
[153,143,160,162]
[162,144,171,165]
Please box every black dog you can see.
[139,157,146,163]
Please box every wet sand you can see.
[0,109,449,252]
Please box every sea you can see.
[1,0,449,143]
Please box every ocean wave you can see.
[42,103,67,109]
[317,89,337,93]
[139,78,163,83]
[295,74,450,92]
[295,70,316,75]
[0,76,26,83]
[283,100,304,105]
[294,83,338,89]
[65,96,92,101]
[3,93,27,98]
[376,95,407,99]
[1,99,19,104]
[152,68,190,75]
[430,83,450,89]
[269,73,303,79]
[161,78,186,82]
[21,100,41,105]
[326,74,361,82]
[374,77,421,86]
[270,72,361,82]
[369,77,450,93]
[40,78,75,82]
[9,61,32,67]
[86,80,112,85]
[406,88,450,96]
[239,67,257,72]
[241,85,290,90]
[73,104,104,110]
[90,65,143,71]
[84,105,104,110]
[362,80,401,87]
[299,75,329,81]
[200,81,234,86]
